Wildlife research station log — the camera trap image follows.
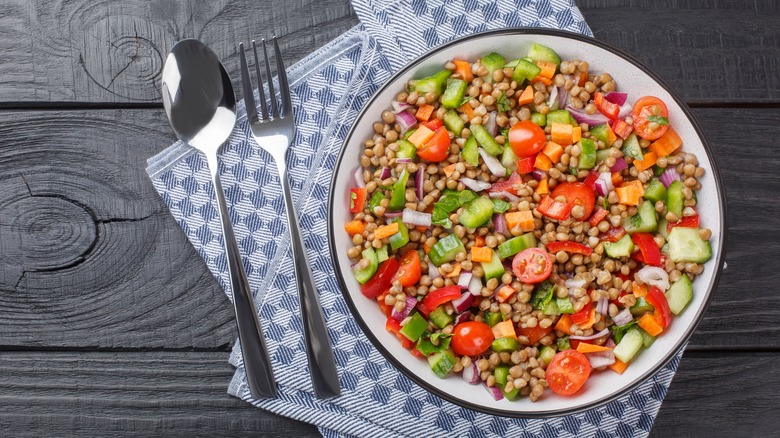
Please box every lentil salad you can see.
[344,43,713,402]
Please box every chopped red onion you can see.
[478,148,507,177]
[391,296,418,322]
[548,86,559,110]
[557,85,570,109]
[659,167,681,188]
[596,297,609,316]
[402,208,431,227]
[605,338,617,349]
[603,92,628,106]
[485,112,498,136]
[532,169,546,181]
[483,381,504,401]
[564,278,586,290]
[462,360,480,384]
[379,167,392,180]
[567,104,610,126]
[452,293,475,313]
[460,177,492,192]
[489,191,520,202]
[612,308,633,326]
[468,275,483,296]
[395,110,417,133]
[636,266,670,291]
[569,328,610,341]
[617,103,632,119]
[610,157,628,173]
[391,101,412,113]
[384,210,403,218]
[354,167,365,188]
[493,212,510,236]
[456,310,473,326]
[594,172,614,197]
[396,158,412,164]
[415,169,424,200]
[457,271,473,289]
[586,350,616,368]
[428,262,441,279]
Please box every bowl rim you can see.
[327,27,727,418]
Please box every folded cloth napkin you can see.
[146,1,684,436]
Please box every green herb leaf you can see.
[497,92,511,113]
[611,321,638,344]
[557,336,571,351]
[459,95,473,107]
[530,281,556,310]
[602,197,610,210]
[431,190,476,228]
[647,115,669,126]
[492,199,510,213]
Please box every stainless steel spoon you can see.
[161,39,276,399]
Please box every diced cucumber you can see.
[428,350,457,378]
[399,312,428,342]
[658,218,669,238]
[630,296,654,316]
[666,180,685,219]
[644,178,667,204]
[665,274,693,315]
[512,58,542,83]
[470,124,503,156]
[491,337,520,353]
[353,247,378,284]
[376,245,389,263]
[442,110,465,135]
[668,227,712,263]
[613,328,644,363]
[428,234,465,266]
[408,70,452,97]
[492,199,511,214]
[498,232,537,259]
[539,346,557,365]
[622,200,658,233]
[484,311,503,327]
[503,387,521,400]
[595,149,611,165]
[429,306,454,329]
[494,365,510,385]
[531,112,546,127]
[604,234,634,258]
[639,328,656,348]
[501,144,519,170]
[396,139,417,160]
[459,196,494,229]
[527,43,561,66]
[546,109,573,127]
[481,52,507,83]
[481,250,505,282]
[441,79,467,109]
[621,133,644,161]
[590,124,615,147]
[557,336,571,351]
[389,218,409,250]
[462,135,479,166]
[578,138,596,170]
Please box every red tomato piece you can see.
[551,182,596,219]
[509,120,547,157]
[361,258,400,299]
[349,187,367,213]
[417,126,451,162]
[512,248,553,284]
[645,286,672,328]
[594,92,620,120]
[385,317,414,349]
[666,214,700,234]
[421,285,461,313]
[452,321,494,356]
[632,96,670,140]
[631,232,662,267]
[583,170,599,190]
[546,350,592,396]
[518,325,553,344]
[546,241,593,256]
[537,196,573,221]
[422,118,444,131]
[488,172,523,195]
[588,207,609,227]
[601,227,627,243]
[516,155,536,175]
[395,250,422,287]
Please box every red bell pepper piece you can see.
[516,155,536,175]
[588,207,609,227]
[488,172,522,195]
[421,285,462,314]
[545,241,593,256]
[666,214,700,234]
[386,317,414,348]
[632,250,667,268]
[631,233,662,267]
[517,325,553,344]
[645,286,672,328]
[361,258,400,299]
[571,302,594,326]
[611,119,633,139]
[600,226,626,243]
[349,187,367,213]
[422,118,444,131]
[376,290,393,317]
[594,92,620,120]
[537,195,573,221]
[583,170,599,190]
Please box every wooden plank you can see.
[0,350,772,436]
[0,0,358,103]
[578,0,780,103]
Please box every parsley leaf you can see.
[602,197,610,211]
[459,95,473,107]
[497,92,511,113]
[431,189,476,228]
[530,281,556,310]
[647,115,669,126]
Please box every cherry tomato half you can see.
[509,120,546,157]
[395,250,421,287]
[545,350,592,396]
[632,96,669,141]
[551,182,596,219]
[512,248,553,284]
[417,126,450,162]
[451,321,494,356]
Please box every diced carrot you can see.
[517,86,535,106]
[571,126,582,144]
[491,320,517,340]
[345,220,365,236]
[445,262,461,278]
[443,163,457,178]
[495,285,516,303]
[633,151,658,172]
[535,61,557,79]
[406,125,435,147]
[576,342,612,354]
[505,210,535,233]
[531,76,552,86]
[474,236,486,247]
[534,152,553,171]
[638,313,663,336]
[579,307,597,330]
[415,225,427,233]
[542,141,564,163]
[611,172,624,187]
[458,102,474,120]
[452,59,474,82]
[615,180,645,206]
[555,314,574,335]
[423,242,431,254]
[551,122,573,146]
[609,358,629,374]
[649,128,682,157]
[374,222,400,239]
[632,282,648,298]
[536,178,549,195]
[415,103,434,122]
[471,246,493,263]
[575,70,588,87]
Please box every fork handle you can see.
[281,171,341,398]
[212,171,277,399]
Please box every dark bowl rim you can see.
[326,27,727,418]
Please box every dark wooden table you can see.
[0,1,777,436]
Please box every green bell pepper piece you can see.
[352,247,378,284]
[484,311,503,327]
[388,168,409,211]
[389,218,409,250]
[408,70,452,97]
[399,312,428,342]
[531,112,546,127]
[630,296,654,316]
[376,245,389,263]
[429,306,454,329]
[368,191,386,211]
[443,110,465,135]
[396,139,417,160]
[461,135,479,166]
[494,365,510,385]
[428,234,465,266]
[470,124,503,156]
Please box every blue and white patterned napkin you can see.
[146,1,683,436]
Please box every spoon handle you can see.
[280,171,341,399]
[212,170,277,399]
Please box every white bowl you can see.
[328,28,726,417]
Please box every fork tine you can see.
[238,43,259,124]
[261,39,279,118]
[251,41,269,120]
[272,36,292,118]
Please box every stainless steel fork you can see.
[238,37,340,399]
